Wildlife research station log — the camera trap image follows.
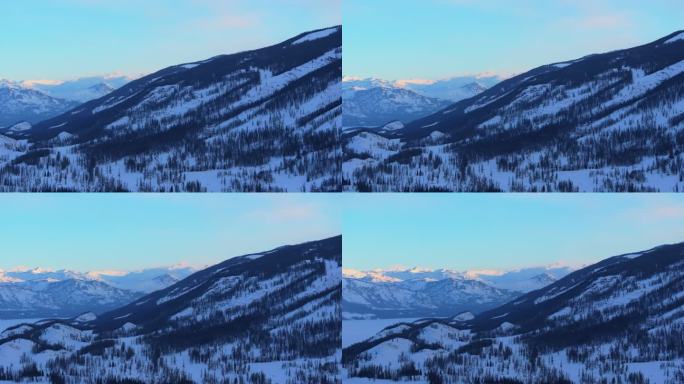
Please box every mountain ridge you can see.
[342,76,497,129]
[343,266,573,319]
[0,26,342,192]
[344,30,684,192]
[343,241,684,383]
[0,235,342,382]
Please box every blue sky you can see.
[1,0,340,81]
[343,194,684,272]
[0,195,340,272]
[344,0,684,81]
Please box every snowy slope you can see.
[0,236,342,383]
[344,242,684,383]
[344,30,684,192]
[0,26,342,192]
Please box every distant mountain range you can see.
[25,75,132,103]
[342,78,451,128]
[344,242,684,383]
[0,80,79,127]
[342,76,500,128]
[0,26,341,192]
[344,30,684,192]
[0,266,195,318]
[343,265,573,319]
[398,75,501,101]
[0,76,132,128]
[0,236,341,383]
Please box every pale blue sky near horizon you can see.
[0,195,340,272]
[344,0,684,81]
[343,194,684,272]
[1,0,340,81]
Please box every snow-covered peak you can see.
[346,265,574,295]
[24,75,133,103]
[0,79,22,90]
[292,26,339,45]
[397,75,502,101]
[0,81,77,126]
[342,77,396,90]
[664,31,684,44]
[1,265,196,294]
[342,268,366,278]
[343,269,402,282]
[0,272,22,283]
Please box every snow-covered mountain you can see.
[342,76,500,129]
[344,275,517,319]
[342,266,572,319]
[0,26,342,192]
[25,75,132,103]
[86,265,196,293]
[468,265,574,292]
[0,80,78,127]
[343,78,451,128]
[398,75,502,101]
[0,266,196,318]
[0,236,342,383]
[0,279,141,319]
[344,30,684,192]
[344,242,684,383]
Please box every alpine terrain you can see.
[25,75,132,103]
[344,31,684,192]
[344,242,684,383]
[0,236,342,383]
[342,78,451,128]
[342,76,498,128]
[0,266,195,319]
[0,26,342,192]
[0,80,79,128]
[343,266,572,319]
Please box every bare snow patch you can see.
[383,121,404,131]
[74,312,97,322]
[7,122,31,132]
[664,32,684,44]
[292,27,339,45]
[453,312,474,321]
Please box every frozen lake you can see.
[343,318,419,348]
